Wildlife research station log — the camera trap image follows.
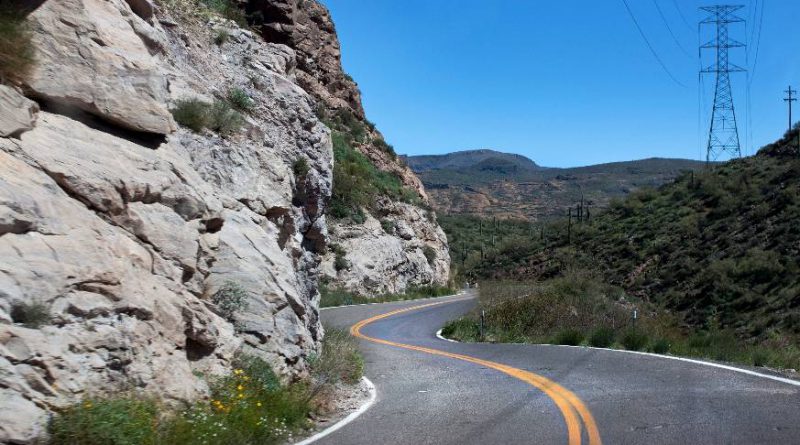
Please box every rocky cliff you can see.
[246,0,450,295]
[0,0,448,441]
[0,1,334,441]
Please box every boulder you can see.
[0,85,38,138]
[25,0,174,135]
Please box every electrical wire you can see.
[748,0,765,87]
[671,0,694,32]
[652,0,692,58]
[621,0,688,88]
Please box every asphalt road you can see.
[319,291,800,445]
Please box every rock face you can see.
[23,0,176,135]
[0,1,331,442]
[322,201,450,295]
[246,0,366,118]
[248,0,450,295]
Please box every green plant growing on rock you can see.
[208,100,244,135]
[380,219,395,235]
[213,28,229,45]
[199,0,247,26]
[0,3,35,83]
[10,301,51,328]
[171,98,244,136]
[212,280,249,322]
[227,87,254,112]
[171,98,211,132]
[293,157,310,177]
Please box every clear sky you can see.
[322,0,799,168]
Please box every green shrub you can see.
[554,328,584,346]
[751,348,770,367]
[588,327,615,348]
[329,131,420,221]
[0,3,35,83]
[621,329,649,351]
[333,253,349,271]
[10,301,50,328]
[293,157,309,177]
[200,0,247,26]
[441,318,480,342]
[212,280,249,322]
[213,28,229,45]
[310,327,363,387]
[422,246,437,266]
[380,219,395,235]
[48,398,160,445]
[48,355,328,445]
[651,338,671,354]
[227,87,254,112]
[171,98,211,132]
[208,100,244,135]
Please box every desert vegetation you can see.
[442,276,800,371]
[47,329,363,445]
[319,284,453,308]
[171,98,245,136]
[442,129,800,372]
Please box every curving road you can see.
[318,291,800,445]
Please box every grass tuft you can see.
[0,3,35,83]
[10,301,51,328]
[554,328,584,346]
[227,87,254,112]
[171,98,244,136]
[212,280,249,323]
[588,327,615,348]
[620,329,649,351]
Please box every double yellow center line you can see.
[350,298,602,445]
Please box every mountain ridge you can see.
[405,149,707,221]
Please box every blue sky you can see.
[323,0,799,167]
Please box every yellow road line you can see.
[350,299,602,445]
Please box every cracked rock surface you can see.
[1,1,331,442]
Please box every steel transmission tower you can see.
[700,5,746,161]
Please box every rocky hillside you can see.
[248,1,450,295]
[0,0,446,442]
[406,149,707,221]
[473,128,800,340]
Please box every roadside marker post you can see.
[480,309,485,341]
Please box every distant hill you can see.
[405,149,707,221]
[469,127,800,341]
[403,149,541,172]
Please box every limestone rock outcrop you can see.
[23,0,175,135]
[247,0,451,295]
[1,1,331,442]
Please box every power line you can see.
[652,0,693,58]
[621,0,688,88]
[748,0,765,86]
[671,0,694,32]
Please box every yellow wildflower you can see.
[256,402,262,407]
[237,385,244,391]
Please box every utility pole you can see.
[785,86,797,132]
[700,5,746,161]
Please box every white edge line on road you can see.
[319,291,467,311]
[435,331,800,387]
[435,328,459,343]
[293,376,377,445]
